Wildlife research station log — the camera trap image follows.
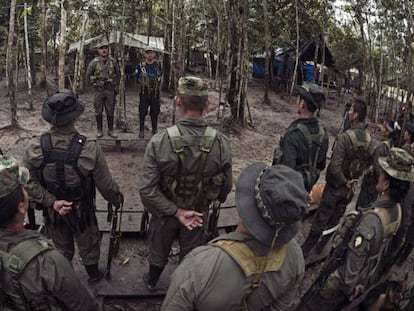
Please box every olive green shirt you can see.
[23,126,121,208]
[0,230,101,311]
[162,232,304,311]
[326,125,370,188]
[139,118,232,217]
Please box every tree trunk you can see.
[39,0,47,88]
[227,0,249,127]
[290,0,300,99]
[162,0,172,92]
[6,0,18,127]
[23,2,33,110]
[73,11,89,93]
[263,0,270,105]
[58,0,67,90]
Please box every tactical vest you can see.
[37,133,96,231]
[273,123,325,192]
[139,61,161,96]
[0,238,55,311]
[90,57,117,91]
[211,239,288,311]
[343,129,371,179]
[162,124,224,210]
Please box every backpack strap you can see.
[166,125,217,207]
[345,129,371,148]
[211,239,288,309]
[0,238,54,310]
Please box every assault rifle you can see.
[206,200,221,242]
[105,202,122,280]
[297,212,363,310]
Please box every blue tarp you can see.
[304,64,315,83]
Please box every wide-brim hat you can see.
[236,163,307,247]
[0,155,29,198]
[378,147,414,182]
[42,91,85,126]
[295,83,325,109]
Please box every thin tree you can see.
[58,0,67,90]
[39,0,47,88]
[263,0,271,105]
[23,2,33,110]
[6,0,18,127]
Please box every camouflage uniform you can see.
[275,118,329,192]
[163,164,307,311]
[162,232,304,311]
[0,155,101,311]
[86,53,120,137]
[356,140,391,209]
[135,59,162,136]
[302,148,414,311]
[302,125,371,254]
[23,91,122,282]
[139,76,232,288]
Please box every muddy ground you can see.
[1,76,413,310]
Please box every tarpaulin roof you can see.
[67,31,165,54]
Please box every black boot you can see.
[143,264,164,292]
[139,114,146,138]
[96,115,103,138]
[107,116,117,138]
[151,115,158,135]
[301,230,321,257]
[85,263,104,284]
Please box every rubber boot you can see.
[143,264,164,292]
[139,114,145,138]
[151,115,158,135]
[96,115,103,138]
[301,230,321,257]
[107,116,117,138]
[85,263,104,284]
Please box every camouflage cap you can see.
[0,155,29,198]
[378,147,414,182]
[295,83,325,109]
[177,76,208,97]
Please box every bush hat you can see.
[236,163,307,247]
[177,76,208,97]
[378,147,414,182]
[0,155,29,199]
[42,91,85,126]
[295,83,325,109]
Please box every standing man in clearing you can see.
[135,48,162,138]
[86,41,120,138]
[273,83,328,196]
[139,76,232,291]
[301,99,371,256]
[162,164,306,311]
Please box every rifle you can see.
[206,200,221,242]
[297,212,363,310]
[105,202,122,280]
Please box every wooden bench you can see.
[96,132,149,151]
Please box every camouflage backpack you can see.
[343,129,372,179]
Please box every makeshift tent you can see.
[67,30,165,54]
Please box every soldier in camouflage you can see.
[302,148,414,311]
[86,41,120,138]
[135,48,162,138]
[139,76,232,291]
[162,164,305,311]
[23,90,123,283]
[301,99,372,256]
[0,155,101,310]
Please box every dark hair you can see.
[0,186,25,228]
[178,94,208,113]
[385,173,410,203]
[300,96,317,113]
[352,99,367,122]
